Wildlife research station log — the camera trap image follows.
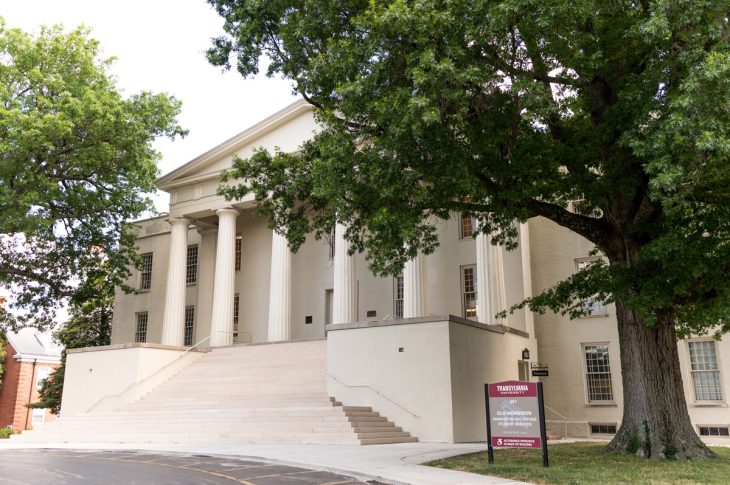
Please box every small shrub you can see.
[0,428,14,439]
[627,433,642,454]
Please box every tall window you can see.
[135,312,148,343]
[584,344,614,402]
[184,306,195,346]
[459,213,477,239]
[36,368,51,391]
[575,258,608,316]
[186,245,198,284]
[461,265,477,318]
[32,408,45,426]
[328,229,336,260]
[235,234,242,271]
[233,294,240,339]
[394,275,404,318]
[689,341,723,401]
[139,253,153,291]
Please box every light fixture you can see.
[522,348,530,360]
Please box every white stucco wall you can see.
[327,316,534,443]
[327,319,455,442]
[62,344,205,416]
[449,324,537,442]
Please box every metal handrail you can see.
[85,335,211,413]
[327,371,421,418]
[544,404,576,438]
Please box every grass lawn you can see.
[426,442,730,485]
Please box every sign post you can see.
[485,380,549,467]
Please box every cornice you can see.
[156,99,313,192]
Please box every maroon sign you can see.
[485,380,549,466]
[488,381,538,398]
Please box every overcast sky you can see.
[1,0,299,211]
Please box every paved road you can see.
[0,449,376,485]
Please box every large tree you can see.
[0,19,184,330]
[207,0,729,458]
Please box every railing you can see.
[544,405,588,438]
[85,335,211,413]
[327,371,421,418]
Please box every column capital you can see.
[197,227,218,236]
[215,207,240,217]
[168,216,191,226]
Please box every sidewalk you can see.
[0,440,531,484]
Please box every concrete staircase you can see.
[12,339,417,445]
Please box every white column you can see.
[476,232,492,325]
[403,253,428,318]
[209,208,239,347]
[267,231,292,341]
[161,217,190,346]
[195,227,217,344]
[333,223,357,324]
[520,222,535,335]
[490,240,508,323]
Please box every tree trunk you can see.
[606,301,715,459]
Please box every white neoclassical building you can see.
[45,100,730,445]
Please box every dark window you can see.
[186,245,198,284]
[590,424,617,435]
[459,213,477,239]
[699,426,729,436]
[135,312,148,343]
[233,294,240,338]
[184,306,195,346]
[689,341,723,401]
[462,265,477,318]
[235,235,242,271]
[584,344,614,401]
[139,253,153,291]
[394,275,404,318]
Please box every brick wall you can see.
[0,344,59,432]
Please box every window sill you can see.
[578,313,610,319]
[186,282,197,287]
[692,402,728,408]
[585,403,618,407]
[137,289,151,294]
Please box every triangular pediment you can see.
[156,99,316,192]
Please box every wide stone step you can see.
[25,422,359,434]
[347,416,388,423]
[360,436,419,445]
[23,339,417,446]
[57,409,348,420]
[13,431,362,445]
[353,426,403,433]
[356,431,411,439]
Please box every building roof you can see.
[155,99,313,192]
[6,328,63,362]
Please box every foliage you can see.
[208,0,729,331]
[0,428,13,439]
[427,442,730,485]
[207,0,729,457]
[0,19,185,330]
[0,331,6,390]
[29,266,114,415]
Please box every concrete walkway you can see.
[0,441,531,485]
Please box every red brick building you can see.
[0,329,62,432]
